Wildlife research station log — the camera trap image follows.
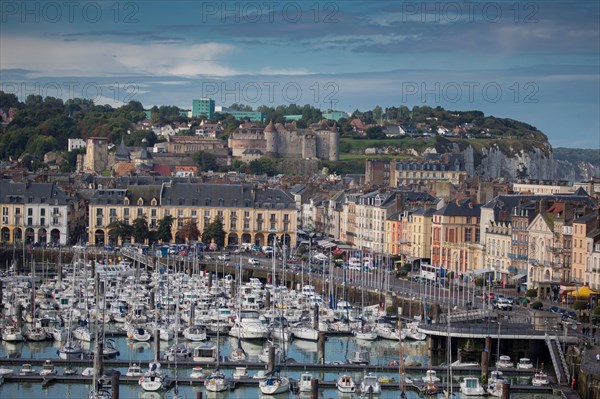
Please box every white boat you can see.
[192,344,217,362]
[460,376,486,396]
[125,364,143,377]
[204,369,228,392]
[19,363,36,375]
[57,340,83,360]
[228,310,269,340]
[162,343,192,362]
[291,322,319,341]
[486,370,506,397]
[228,339,248,362]
[531,370,549,386]
[516,358,534,369]
[496,355,513,368]
[360,373,381,394]
[24,327,47,342]
[354,329,378,341]
[102,339,120,359]
[422,369,441,383]
[253,370,268,379]
[451,359,480,368]
[189,366,204,379]
[128,325,152,342]
[39,360,58,376]
[2,325,24,342]
[298,372,313,392]
[72,326,92,342]
[374,323,404,340]
[232,366,248,379]
[183,325,208,341]
[138,362,166,392]
[259,374,290,395]
[336,374,356,393]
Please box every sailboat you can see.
[139,328,166,392]
[259,243,290,395]
[204,303,229,393]
[88,276,112,399]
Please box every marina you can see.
[0,246,586,399]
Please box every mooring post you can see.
[111,371,120,399]
[265,290,271,310]
[154,329,160,361]
[311,378,319,399]
[482,335,491,382]
[196,391,203,399]
[15,303,22,329]
[501,381,510,399]
[317,331,326,364]
[313,304,319,330]
[267,345,275,372]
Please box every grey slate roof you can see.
[1,182,70,205]
[434,199,481,217]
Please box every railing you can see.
[545,334,569,385]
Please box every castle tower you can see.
[329,122,340,161]
[264,120,277,156]
[83,137,109,174]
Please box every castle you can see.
[228,120,339,162]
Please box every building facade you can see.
[88,182,298,248]
[0,182,70,245]
[191,98,215,119]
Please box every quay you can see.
[2,373,558,394]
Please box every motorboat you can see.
[259,374,290,395]
[422,369,441,383]
[496,355,513,368]
[253,370,268,379]
[298,372,313,392]
[460,376,486,396]
[204,369,228,392]
[162,343,192,362]
[451,359,480,367]
[232,366,249,379]
[516,358,534,369]
[19,363,36,375]
[190,366,204,379]
[360,373,381,394]
[101,339,120,359]
[228,310,269,340]
[128,325,152,342]
[39,360,57,376]
[138,362,166,392]
[125,364,143,377]
[487,370,506,397]
[183,325,208,341]
[336,374,356,393]
[57,340,83,360]
[531,370,549,386]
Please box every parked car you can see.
[495,298,513,311]
[248,258,260,266]
[217,254,231,261]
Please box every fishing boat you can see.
[460,376,486,396]
[531,370,549,386]
[360,373,381,394]
[298,372,313,392]
[336,374,356,393]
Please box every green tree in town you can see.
[573,300,588,321]
[179,220,200,242]
[157,215,174,243]
[131,217,149,244]
[107,220,132,244]
[202,216,226,248]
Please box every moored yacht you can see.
[138,362,166,392]
[460,376,486,396]
[259,373,290,395]
[336,374,356,393]
[360,373,381,394]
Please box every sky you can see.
[1,0,599,149]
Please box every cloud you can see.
[259,67,312,76]
[0,36,239,78]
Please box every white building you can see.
[67,138,86,152]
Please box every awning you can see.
[511,273,528,281]
[331,249,344,255]
[317,240,336,249]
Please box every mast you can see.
[92,273,103,393]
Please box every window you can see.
[27,208,33,216]
[1,207,7,225]
[40,209,45,216]
[137,208,143,217]
[124,208,130,218]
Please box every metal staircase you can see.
[545,334,569,385]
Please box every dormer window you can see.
[151,198,157,206]
[137,198,144,206]
[124,197,130,205]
